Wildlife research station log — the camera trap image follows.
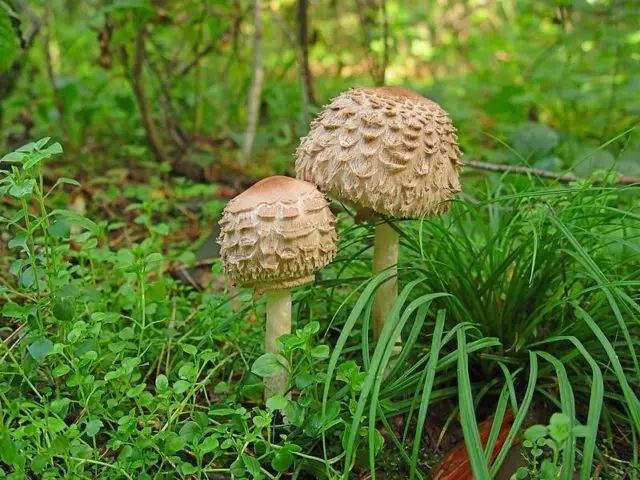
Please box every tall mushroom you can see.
[295,86,462,350]
[218,176,338,398]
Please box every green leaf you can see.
[53,297,75,322]
[200,435,219,453]
[547,413,570,443]
[0,151,24,163]
[48,219,71,239]
[271,449,294,472]
[28,339,53,363]
[31,455,49,473]
[50,209,98,234]
[181,344,197,356]
[0,3,19,73]
[164,433,186,454]
[52,177,81,189]
[310,345,330,359]
[523,425,548,442]
[242,453,262,477]
[266,395,288,411]
[155,374,169,392]
[303,321,320,335]
[179,421,201,444]
[46,417,67,433]
[126,383,145,398]
[119,327,135,340]
[52,364,71,377]
[9,178,35,198]
[144,253,164,270]
[85,420,103,437]
[178,362,198,381]
[0,428,18,466]
[180,462,198,475]
[251,353,286,378]
[173,380,191,394]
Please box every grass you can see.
[1,139,639,479]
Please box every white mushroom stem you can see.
[372,222,400,351]
[264,288,291,399]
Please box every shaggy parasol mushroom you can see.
[218,176,338,398]
[295,86,462,349]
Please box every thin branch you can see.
[177,43,215,77]
[463,160,639,186]
[120,27,171,164]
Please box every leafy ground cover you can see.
[1,136,638,479]
[1,1,640,479]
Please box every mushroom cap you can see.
[295,86,462,219]
[218,176,338,293]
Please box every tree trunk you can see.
[128,28,171,165]
[297,0,315,105]
[239,0,264,164]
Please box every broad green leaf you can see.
[251,353,286,378]
[266,395,288,411]
[28,339,53,363]
[85,420,103,437]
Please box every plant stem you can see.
[138,272,146,356]
[372,222,399,346]
[264,288,291,399]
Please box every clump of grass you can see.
[314,178,640,478]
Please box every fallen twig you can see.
[463,160,639,185]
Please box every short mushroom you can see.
[295,86,462,350]
[218,176,338,398]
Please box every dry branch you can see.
[120,27,171,165]
[463,160,639,185]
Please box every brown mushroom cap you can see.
[218,176,338,293]
[295,86,462,219]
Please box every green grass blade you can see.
[363,291,449,479]
[536,351,576,479]
[457,328,491,480]
[530,336,603,479]
[341,279,428,476]
[321,272,394,475]
[483,383,510,464]
[490,351,539,476]
[409,309,447,480]
[573,305,640,433]
[548,213,640,379]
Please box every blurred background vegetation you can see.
[1,0,638,179]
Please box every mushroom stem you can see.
[372,222,400,349]
[265,288,292,398]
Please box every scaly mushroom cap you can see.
[295,86,462,219]
[218,176,338,293]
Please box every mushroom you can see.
[218,176,338,398]
[295,86,462,350]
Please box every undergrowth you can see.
[1,139,639,479]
